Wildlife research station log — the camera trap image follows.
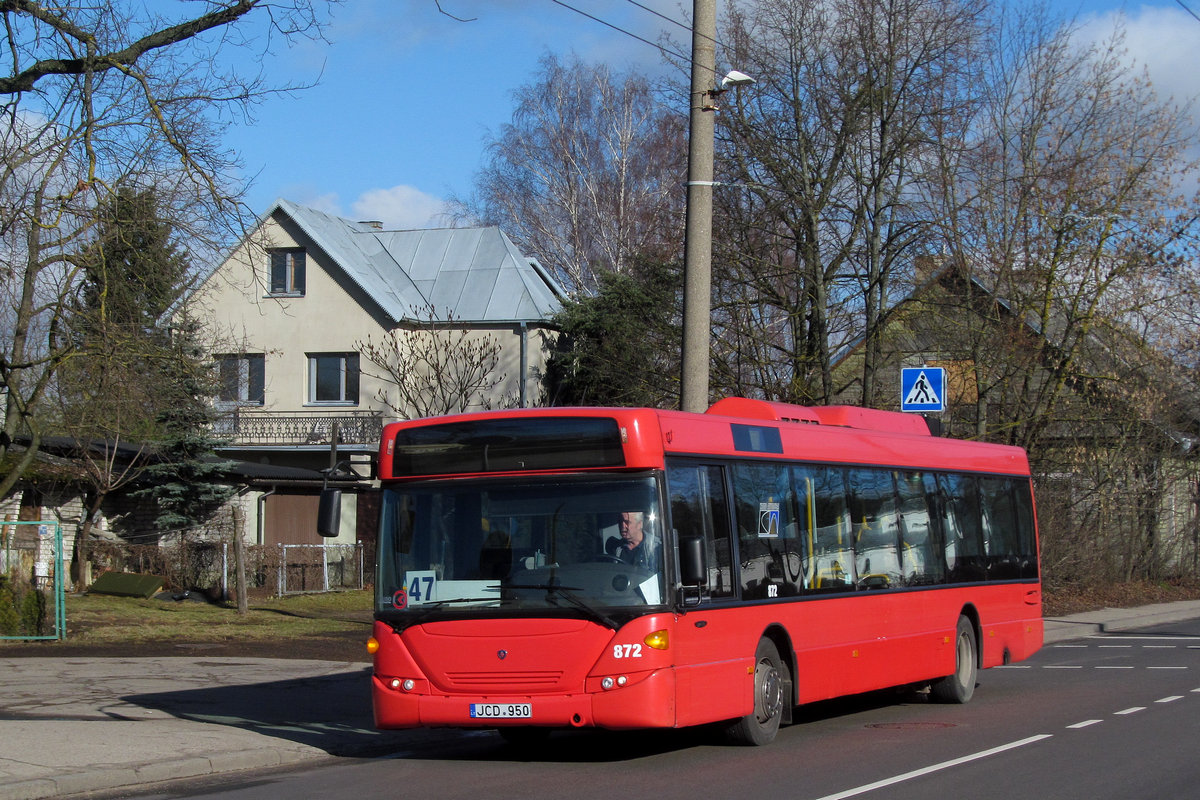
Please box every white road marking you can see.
[810,736,1054,800]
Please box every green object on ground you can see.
[89,572,164,598]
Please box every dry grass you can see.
[1042,579,1200,617]
[14,582,1199,648]
[59,589,373,644]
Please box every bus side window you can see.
[980,476,1032,579]
[799,466,855,593]
[896,471,944,586]
[848,468,902,589]
[940,473,986,582]
[731,462,805,599]
[666,462,735,599]
[1013,480,1039,579]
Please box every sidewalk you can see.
[3,600,1200,800]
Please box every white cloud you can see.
[351,185,451,230]
[299,192,344,217]
[1077,6,1200,115]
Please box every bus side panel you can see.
[672,606,761,728]
[789,592,954,703]
[979,583,1044,668]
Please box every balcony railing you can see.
[213,410,385,447]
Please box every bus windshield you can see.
[375,474,666,616]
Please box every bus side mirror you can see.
[317,488,342,538]
[679,535,707,586]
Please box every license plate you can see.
[470,702,532,719]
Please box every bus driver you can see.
[608,511,660,571]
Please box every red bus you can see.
[327,397,1041,745]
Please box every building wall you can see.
[192,210,556,420]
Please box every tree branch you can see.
[0,0,260,95]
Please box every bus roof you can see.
[376,400,1030,480]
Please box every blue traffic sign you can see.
[901,367,945,413]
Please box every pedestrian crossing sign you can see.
[900,367,945,413]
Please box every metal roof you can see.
[273,199,565,325]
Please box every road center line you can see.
[1114,707,1145,715]
[1066,720,1102,729]
[810,735,1053,800]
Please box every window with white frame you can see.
[269,248,306,295]
[217,353,265,405]
[308,352,359,405]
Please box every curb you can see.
[0,748,326,800]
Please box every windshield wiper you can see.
[502,582,619,629]
[389,596,500,629]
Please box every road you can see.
[91,618,1200,800]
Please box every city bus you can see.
[322,397,1041,745]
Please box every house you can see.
[186,199,566,547]
[828,260,1200,586]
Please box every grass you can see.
[57,589,374,644]
[11,581,1199,647]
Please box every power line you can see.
[621,0,730,50]
[1175,0,1200,23]
[548,0,692,64]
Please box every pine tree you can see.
[134,315,234,531]
[542,260,682,408]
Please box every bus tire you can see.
[931,616,977,704]
[724,638,786,745]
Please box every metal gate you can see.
[278,543,364,595]
[1,520,66,640]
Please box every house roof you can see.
[270,199,565,325]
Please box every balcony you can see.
[213,410,385,447]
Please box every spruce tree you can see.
[542,259,682,408]
[134,314,234,531]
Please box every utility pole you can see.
[679,0,717,414]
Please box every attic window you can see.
[269,248,306,296]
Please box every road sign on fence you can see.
[901,367,945,413]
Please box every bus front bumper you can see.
[372,669,676,731]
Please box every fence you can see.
[273,543,365,595]
[89,538,367,599]
[1,520,66,641]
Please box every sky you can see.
[215,0,1200,230]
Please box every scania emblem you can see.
[497,649,508,660]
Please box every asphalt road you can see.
[83,616,1200,800]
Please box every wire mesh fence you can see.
[88,537,367,599]
[1,520,66,640]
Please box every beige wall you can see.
[191,211,554,419]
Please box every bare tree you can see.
[453,53,686,296]
[357,305,511,419]
[927,6,1200,448]
[713,0,982,404]
[0,0,334,500]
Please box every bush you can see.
[0,577,19,636]
[19,588,46,636]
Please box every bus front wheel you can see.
[724,638,786,745]
[931,616,977,704]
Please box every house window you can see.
[269,248,306,295]
[217,354,265,405]
[308,353,359,405]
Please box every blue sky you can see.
[220,0,1200,229]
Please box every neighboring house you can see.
[829,261,1200,583]
[186,200,565,546]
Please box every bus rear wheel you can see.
[724,638,786,745]
[931,616,977,704]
